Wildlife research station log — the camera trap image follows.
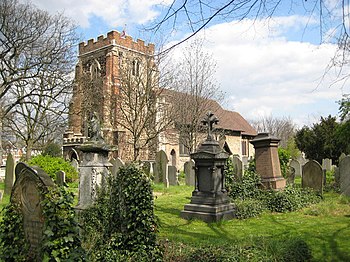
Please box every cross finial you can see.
[202,111,219,140]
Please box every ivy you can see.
[0,203,29,262]
[40,186,85,261]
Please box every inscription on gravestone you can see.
[11,163,55,260]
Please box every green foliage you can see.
[43,143,62,157]
[28,155,78,182]
[40,186,85,261]
[285,137,301,159]
[338,94,350,121]
[228,170,262,200]
[266,186,322,213]
[224,157,236,192]
[81,164,162,261]
[295,115,342,165]
[278,148,291,178]
[233,199,265,219]
[0,203,28,262]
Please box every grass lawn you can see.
[153,183,350,261]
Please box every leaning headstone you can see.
[302,160,323,194]
[11,162,55,260]
[232,156,243,180]
[110,157,124,177]
[4,153,15,195]
[154,150,168,183]
[290,159,302,177]
[286,166,296,185]
[168,166,178,186]
[339,156,350,196]
[322,158,332,172]
[184,160,195,186]
[56,170,66,186]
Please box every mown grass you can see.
[153,183,350,261]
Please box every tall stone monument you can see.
[76,112,113,210]
[4,153,15,195]
[181,112,234,222]
[250,133,286,190]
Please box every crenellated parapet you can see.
[79,30,155,56]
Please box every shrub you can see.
[81,163,162,261]
[0,203,28,261]
[278,148,291,178]
[228,170,263,200]
[41,186,85,261]
[28,155,78,182]
[233,199,265,219]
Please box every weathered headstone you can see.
[290,159,302,177]
[154,150,168,184]
[0,189,3,201]
[297,155,307,166]
[71,158,79,171]
[322,158,332,172]
[11,162,55,260]
[56,170,66,186]
[168,166,178,186]
[286,166,296,185]
[232,156,243,180]
[339,156,350,196]
[302,160,323,194]
[110,157,124,177]
[339,153,347,163]
[184,160,195,186]
[4,153,15,195]
[334,166,340,188]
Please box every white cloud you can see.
[29,0,169,28]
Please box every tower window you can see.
[132,60,140,76]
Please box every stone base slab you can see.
[261,176,286,190]
[181,203,235,223]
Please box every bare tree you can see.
[116,54,173,161]
[249,115,296,148]
[169,39,223,153]
[147,1,348,55]
[0,0,78,157]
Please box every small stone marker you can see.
[168,166,178,186]
[184,160,195,186]
[286,166,296,185]
[339,155,350,196]
[110,157,124,177]
[11,162,55,260]
[232,155,243,180]
[302,160,323,194]
[322,158,332,172]
[339,153,347,163]
[290,159,302,177]
[56,170,66,186]
[4,153,15,195]
[154,150,168,183]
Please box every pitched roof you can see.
[161,89,257,136]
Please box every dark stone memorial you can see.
[181,112,234,222]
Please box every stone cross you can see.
[202,111,219,140]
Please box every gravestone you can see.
[339,156,350,196]
[302,160,323,194]
[71,158,79,171]
[168,166,178,186]
[339,153,347,163]
[0,190,3,201]
[286,166,296,185]
[242,156,249,169]
[290,159,302,177]
[334,166,340,188]
[11,162,55,260]
[297,155,307,166]
[250,133,286,190]
[181,112,234,222]
[232,156,243,180]
[322,158,332,172]
[184,160,195,186]
[56,171,66,186]
[154,150,168,184]
[4,153,15,195]
[110,157,124,177]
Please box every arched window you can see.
[132,59,140,76]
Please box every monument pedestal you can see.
[181,112,235,222]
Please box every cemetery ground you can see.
[1,178,350,261]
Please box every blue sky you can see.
[30,0,349,127]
